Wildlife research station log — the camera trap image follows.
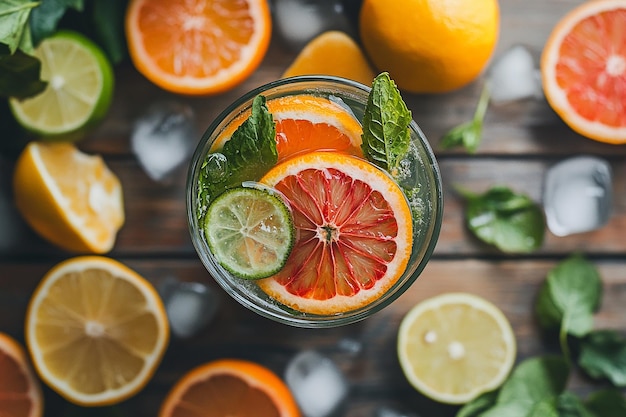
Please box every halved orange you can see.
[0,333,44,417]
[258,152,413,315]
[213,94,364,162]
[159,359,300,417]
[25,256,170,406]
[125,0,272,95]
[541,0,626,144]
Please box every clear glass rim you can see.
[186,75,444,328]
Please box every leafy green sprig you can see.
[457,254,626,417]
[440,83,490,153]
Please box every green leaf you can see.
[585,389,626,417]
[557,392,597,417]
[197,95,277,220]
[28,0,83,46]
[0,0,39,54]
[361,72,411,176]
[535,255,602,338]
[0,49,46,98]
[91,0,126,63]
[497,356,569,406]
[456,390,498,417]
[463,185,545,253]
[440,83,490,153]
[578,330,626,387]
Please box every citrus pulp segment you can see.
[25,256,169,406]
[9,31,114,140]
[397,293,516,404]
[213,94,364,161]
[541,0,626,144]
[0,333,44,417]
[257,152,413,315]
[13,142,124,253]
[158,359,300,417]
[125,0,272,95]
[282,31,376,86]
[204,187,295,280]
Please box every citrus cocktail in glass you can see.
[187,75,442,327]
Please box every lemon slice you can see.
[9,30,114,140]
[397,293,516,404]
[25,256,170,406]
[204,187,295,280]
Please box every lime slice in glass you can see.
[9,30,114,141]
[204,187,295,280]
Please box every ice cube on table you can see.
[487,44,543,104]
[272,0,357,51]
[543,156,613,236]
[160,279,219,339]
[285,350,348,417]
[131,101,197,182]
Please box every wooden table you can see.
[1,0,625,415]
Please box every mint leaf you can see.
[456,390,498,417]
[578,330,626,387]
[557,392,596,417]
[361,72,411,177]
[0,49,46,98]
[461,185,545,253]
[29,0,83,46]
[0,0,39,54]
[497,356,569,405]
[91,0,126,63]
[197,95,277,219]
[440,83,490,153]
[535,255,602,338]
[585,389,626,417]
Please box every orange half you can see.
[159,359,300,417]
[213,94,364,162]
[258,152,413,315]
[541,0,626,143]
[126,0,272,95]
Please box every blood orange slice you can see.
[258,152,413,315]
[213,94,364,162]
[541,0,626,144]
[0,332,43,417]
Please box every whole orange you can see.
[359,0,500,93]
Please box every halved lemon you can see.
[213,94,364,162]
[25,256,170,406]
[257,151,413,315]
[13,142,124,253]
[397,293,516,404]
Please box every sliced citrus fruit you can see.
[214,94,364,162]
[0,332,44,417]
[541,0,626,144]
[397,293,516,404]
[257,152,413,315]
[204,187,295,280]
[125,0,272,95]
[9,30,114,141]
[25,256,170,406]
[282,31,376,86]
[159,358,300,417]
[13,142,124,253]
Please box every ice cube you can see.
[131,101,197,182]
[272,0,357,50]
[161,279,219,339]
[543,156,613,236]
[285,350,348,417]
[487,45,543,104]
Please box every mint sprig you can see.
[197,94,277,219]
[440,83,490,153]
[361,72,411,177]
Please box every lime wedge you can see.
[9,30,114,141]
[204,187,295,280]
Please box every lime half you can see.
[204,187,295,280]
[9,30,114,141]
